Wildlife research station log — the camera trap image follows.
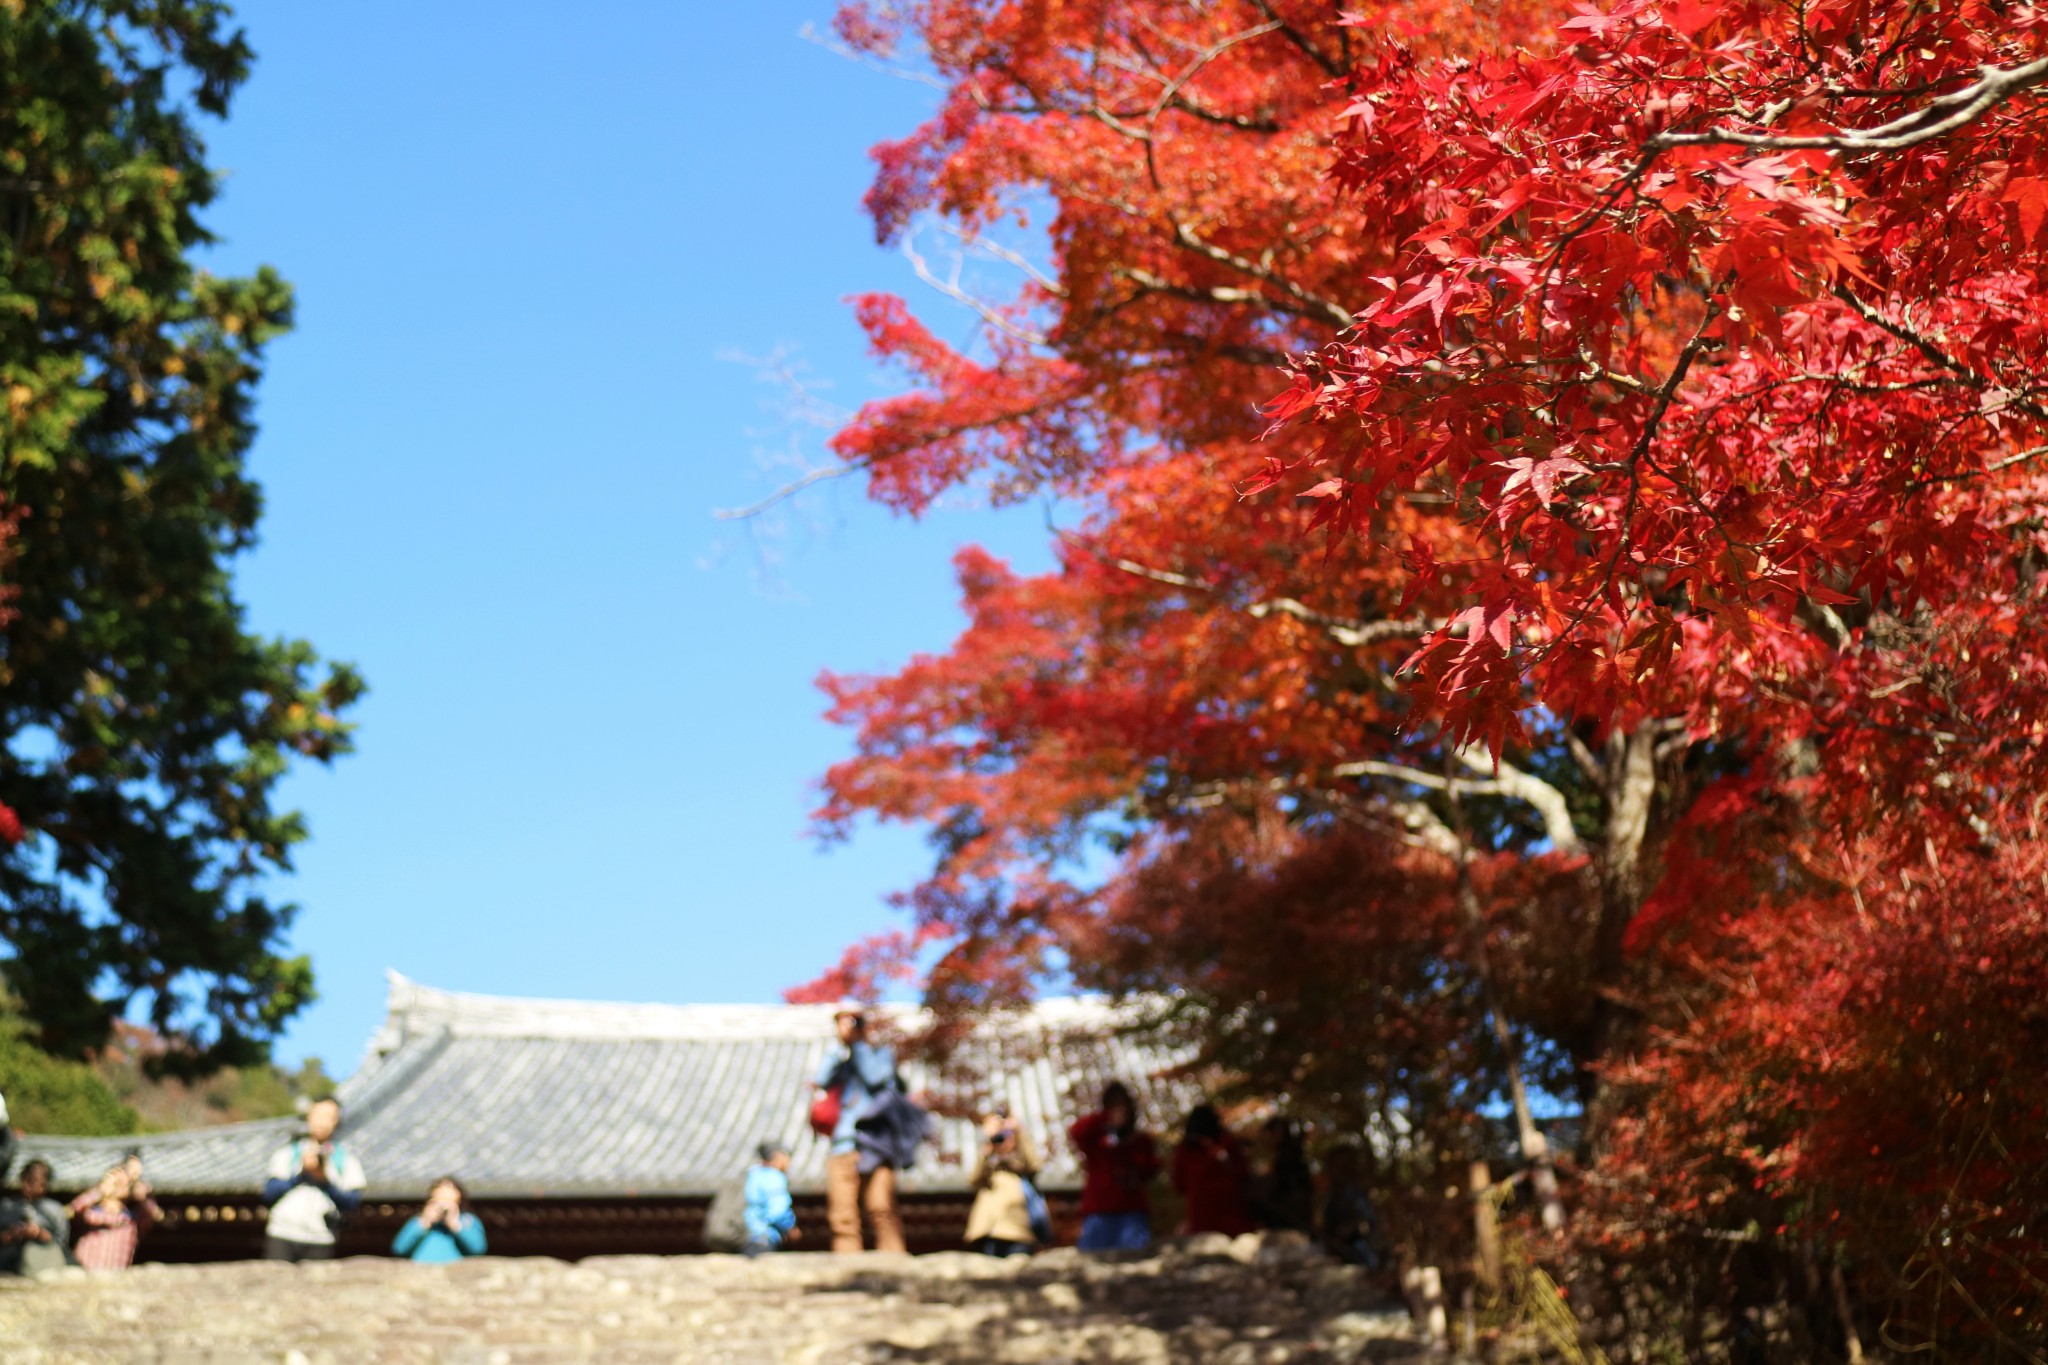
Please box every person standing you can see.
[812,1001,907,1254]
[1172,1104,1255,1237]
[0,1090,14,1186]
[261,1096,366,1262]
[1254,1116,1315,1232]
[391,1177,487,1263]
[742,1143,800,1257]
[1319,1143,1383,1269]
[964,1106,1043,1257]
[1069,1081,1159,1251]
[68,1163,159,1271]
[0,1158,71,1277]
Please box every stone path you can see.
[0,1236,1425,1365]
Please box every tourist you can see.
[0,1158,71,1278]
[68,1162,159,1271]
[1253,1116,1315,1232]
[0,1089,14,1184]
[261,1096,366,1262]
[965,1105,1045,1257]
[391,1176,487,1263]
[1171,1103,1255,1237]
[813,1001,908,1253]
[1069,1080,1159,1251]
[1320,1144,1383,1269]
[742,1142,800,1257]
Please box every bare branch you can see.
[903,233,1049,347]
[797,20,949,90]
[714,460,865,520]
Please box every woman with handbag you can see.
[965,1106,1046,1256]
[811,1000,907,1254]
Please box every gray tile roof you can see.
[16,973,1200,1199]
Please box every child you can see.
[743,1142,800,1257]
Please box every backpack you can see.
[1020,1176,1054,1245]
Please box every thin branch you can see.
[1244,597,1436,647]
[1104,553,1432,649]
[903,233,1049,346]
[1246,0,1345,79]
[1649,56,2048,154]
[713,461,865,520]
[1911,442,2048,487]
[796,20,949,91]
[1170,221,1355,328]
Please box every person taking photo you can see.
[965,1105,1045,1257]
[261,1097,366,1262]
[1069,1081,1159,1251]
[391,1177,487,1264]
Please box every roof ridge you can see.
[378,971,1142,1042]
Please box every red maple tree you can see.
[799,0,2048,1351]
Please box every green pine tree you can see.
[0,1,361,1069]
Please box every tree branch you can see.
[713,460,865,519]
[1333,747,1585,859]
[1452,747,1586,857]
[1649,56,2048,154]
[1169,221,1354,328]
[1105,554,1433,649]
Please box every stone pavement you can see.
[0,1235,1426,1365]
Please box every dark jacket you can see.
[853,1088,930,1174]
[0,1192,71,1275]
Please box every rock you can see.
[1,1247,1427,1363]
[1159,1232,1236,1261]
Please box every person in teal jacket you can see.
[743,1143,800,1256]
[391,1177,487,1263]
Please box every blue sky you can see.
[202,3,1056,1071]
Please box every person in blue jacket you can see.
[391,1177,487,1263]
[743,1143,800,1257]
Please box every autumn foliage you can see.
[804,0,2048,1355]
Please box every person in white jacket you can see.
[260,1097,365,1262]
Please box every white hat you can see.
[830,999,868,1020]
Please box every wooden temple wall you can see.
[124,1191,1086,1263]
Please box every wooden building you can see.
[18,973,1198,1261]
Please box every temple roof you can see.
[16,973,1199,1198]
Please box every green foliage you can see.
[0,1,361,1066]
[0,1011,138,1137]
[285,1055,335,1103]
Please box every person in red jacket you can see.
[1171,1104,1255,1237]
[1068,1081,1159,1250]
